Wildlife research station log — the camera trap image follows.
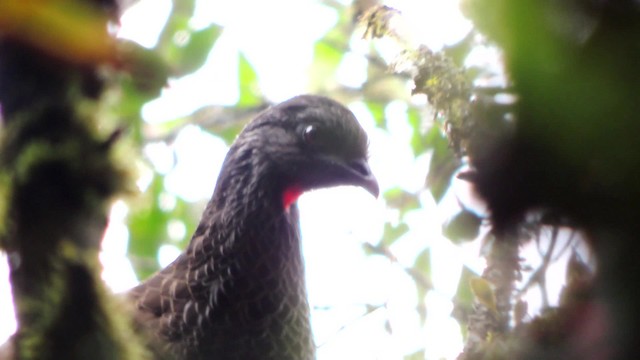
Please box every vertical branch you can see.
[486,232,520,330]
[460,230,520,359]
[0,2,148,359]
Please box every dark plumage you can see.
[129,95,378,360]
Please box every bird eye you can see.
[303,125,317,144]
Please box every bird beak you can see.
[305,156,379,198]
[344,158,379,198]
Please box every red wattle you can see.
[283,186,303,210]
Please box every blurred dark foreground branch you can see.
[0,1,150,359]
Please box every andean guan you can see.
[128,95,379,360]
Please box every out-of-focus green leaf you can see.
[426,125,460,202]
[404,349,426,360]
[154,0,194,56]
[118,40,170,98]
[366,101,386,127]
[155,14,190,61]
[171,197,204,248]
[470,277,497,314]
[383,187,420,216]
[173,25,223,76]
[310,39,344,90]
[443,31,475,67]
[381,222,409,247]
[443,209,482,243]
[115,77,157,143]
[410,248,433,324]
[218,123,245,144]
[452,266,478,337]
[414,248,431,276]
[151,0,220,78]
[361,243,396,262]
[408,107,428,155]
[127,173,209,280]
[422,124,441,149]
[127,174,171,278]
[238,52,261,107]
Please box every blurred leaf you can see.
[470,277,498,314]
[411,248,433,324]
[384,318,392,334]
[425,125,460,202]
[404,349,426,360]
[172,25,223,76]
[422,124,442,149]
[127,174,170,278]
[215,124,243,143]
[118,40,170,98]
[363,67,408,101]
[383,187,420,216]
[443,209,482,243]
[115,78,155,143]
[362,242,397,262]
[408,107,428,155]
[171,197,203,248]
[443,31,475,67]
[365,101,386,127]
[154,0,194,53]
[310,39,344,90]
[238,52,261,107]
[413,248,432,276]
[452,266,478,333]
[381,222,409,247]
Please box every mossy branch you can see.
[0,1,148,359]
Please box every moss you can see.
[0,30,145,359]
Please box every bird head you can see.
[221,95,379,210]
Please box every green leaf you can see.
[237,52,261,107]
[380,222,409,247]
[443,31,474,67]
[470,277,497,314]
[410,248,433,324]
[383,187,420,216]
[171,197,203,248]
[127,174,171,278]
[426,126,460,202]
[442,210,482,243]
[413,248,431,275]
[451,266,478,336]
[404,349,426,360]
[118,40,170,99]
[365,101,386,127]
[408,107,428,155]
[174,24,223,76]
[218,123,245,144]
[309,39,344,90]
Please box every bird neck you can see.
[174,149,314,359]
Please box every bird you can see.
[128,95,379,360]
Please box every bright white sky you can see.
[0,1,540,359]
